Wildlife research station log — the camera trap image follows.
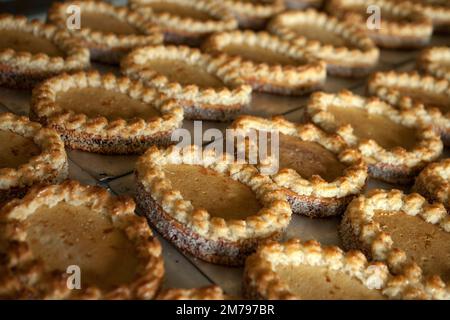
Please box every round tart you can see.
[128,0,238,46]
[414,159,450,212]
[398,0,450,33]
[418,46,450,82]
[267,9,379,77]
[135,145,292,266]
[325,0,432,49]
[284,0,323,10]
[368,71,450,146]
[203,31,326,96]
[341,189,450,294]
[30,71,183,155]
[0,14,89,90]
[221,0,284,30]
[47,1,163,64]
[121,45,251,121]
[231,115,368,218]
[0,181,164,299]
[0,113,68,206]
[156,285,226,300]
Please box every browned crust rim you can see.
[221,0,285,29]
[418,46,450,82]
[156,285,227,300]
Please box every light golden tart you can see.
[418,46,450,82]
[221,0,284,30]
[325,0,432,49]
[47,1,163,64]
[129,0,237,46]
[397,0,450,33]
[135,145,292,266]
[0,181,164,299]
[156,285,226,300]
[30,71,183,155]
[267,9,379,77]
[203,31,326,96]
[0,15,89,89]
[284,0,323,9]
[341,189,450,299]
[0,113,68,206]
[231,115,367,218]
[121,45,252,121]
[368,71,450,146]
[306,90,443,184]
[414,159,450,212]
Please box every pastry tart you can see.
[267,9,379,77]
[47,1,163,64]
[341,189,450,295]
[221,0,284,30]
[30,71,183,155]
[243,239,444,300]
[231,115,368,218]
[0,181,164,299]
[306,90,443,184]
[203,31,326,96]
[284,0,323,10]
[368,71,450,146]
[0,113,68,206]
[0,14,90,89]
[128,0,238,46]
[135,145,292,266]
[398,0,450,33]
[121,45,251,121]
[418,46,450,82]
[414,159,450,212]
[156,285,226,300]
[325,0,432,49]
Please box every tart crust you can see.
[267,9,379,77]
[418,46,450,82]
[135,145,292,266]
[0,181,164,299]
[325,0,432,49]
[121,45,252,121]
[30,71,183,155]
[400,0,450,33]
[0,14,90,89]
[47,1,163,64]
[368,71,450,146]
[129,0,238,46]
[413,159,450,212]
[340,189,449,299]
[203,31,326,96]
[231,115,367,218]
[156,285,226,300]
[306,90,443,184]
[0,113,68,206]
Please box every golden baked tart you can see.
[418,46,450,82]
[156,285,226,300]
[30,71,183,155]
[221,0,284,30]
[135,145,292,266]
[231,115,367,218]
[47,1,163,64]
[203,31,326,96]
[267,9,379,77]
[368,71,450,146]
[414,159,450,212]
[0,181,164,299]
[129,0,238,46]
[306,90,443,184]
[0,113,68,206]
[341,189,450,297]
[397,0,450,33]
[0,14,89,89]
[243,239,444,300]
[325,0,432,49]
[121,45,252,121]
[284,0,323,10]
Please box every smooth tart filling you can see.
[282,23,349,47]
[80,12,139,35]
[142,2,216,21]
[0,29,64,57]
[219,44,300,66]
[0,130,41,169]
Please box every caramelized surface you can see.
[221,44,300,66]
[146,2,216,21]
[0,130,40,169]
[393,87,450,114]
[81,12,138,35]
[0,30,64,57]
[287,23,349,46]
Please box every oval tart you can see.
[121,45,252,121]
[156,285,226,300]
[30,71,183,155]
[268,9,379,77]
[306,90,443,184]
[0,14,90,89]
[129,0,237,46]
[231,115,367,218]
[203,31,326,96]
[135,145,292,266]
[47,0,163,64]
[418,46,450,82]
[400,0,450,34]
[0,181,164,299]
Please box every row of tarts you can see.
[0,0,449,300]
